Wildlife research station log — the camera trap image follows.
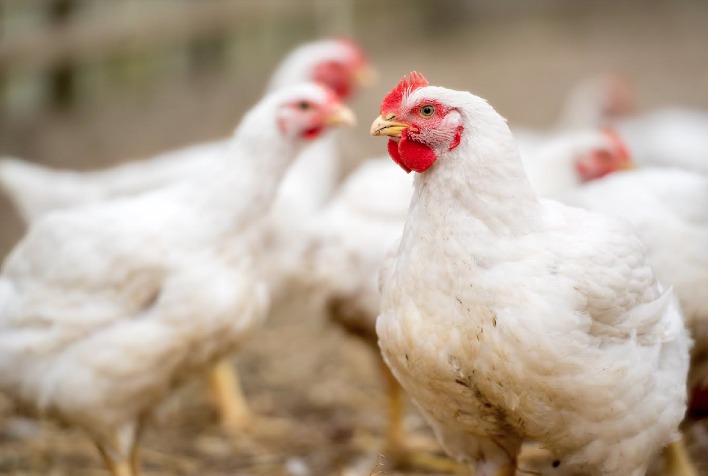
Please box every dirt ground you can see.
[1,1,708,475]
[1,287,708,476]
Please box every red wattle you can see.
[387,139,411,173]
[397,131,437,173]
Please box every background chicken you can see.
[520,128,634,197]
[0,37,373,432]
[371,73,692,476]
[301,158,413,451]
[0,38,373,225]
[0,83,354,476]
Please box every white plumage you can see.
[519,129,619,197]
[562,168,708,388]
[304,157,412,317]
[615,108,708,174]
[371,77,690,476]
[0,83,352,475]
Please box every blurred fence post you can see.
[0,1,5,113]
[187,0,228,75]
[47,0,77,109]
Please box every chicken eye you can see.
[419,105,435,117]
[297,101,312,111]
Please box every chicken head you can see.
[276,84,356,141]
[574,128,634,182]
[370,72,464,173]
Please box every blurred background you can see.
[0,2,707,474]
[1,0,708,257]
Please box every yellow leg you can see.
[130,439,141,476]
[97,444,135,476]
[380,358,405,453]
[207,358,251,432]
[663,438,698,476]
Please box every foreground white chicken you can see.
[300,130,631,468]
[0,83,354,476]
[370,73,692,476]
[0,37,373,224]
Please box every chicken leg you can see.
[380,358,404,453]
[662,438,698,476]
[207,358,252,432]
[95,422,142,476]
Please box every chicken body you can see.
[372,77,690,476]
[305,157,412,323]
[0,83,352,474]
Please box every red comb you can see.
[381,71,429,113]
[602,127,631,160]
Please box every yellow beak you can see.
[354,64,379,87]
[370,115,409,137]
[325,104,357,127]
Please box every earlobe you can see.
[448,125,464,151]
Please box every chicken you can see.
[301,128,631,453]
[0,83,355,476]
[370,72,692,476]
[0,37,373,224]
[0,37,373,432]
[561,167,708,414]
[520,128,633,197]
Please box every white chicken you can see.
[0,83,355,476]
[0,37,373,224]
[370,72,692,476]
[520,128,633,198]
[300,130,629,468]
[0,37,373,431]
